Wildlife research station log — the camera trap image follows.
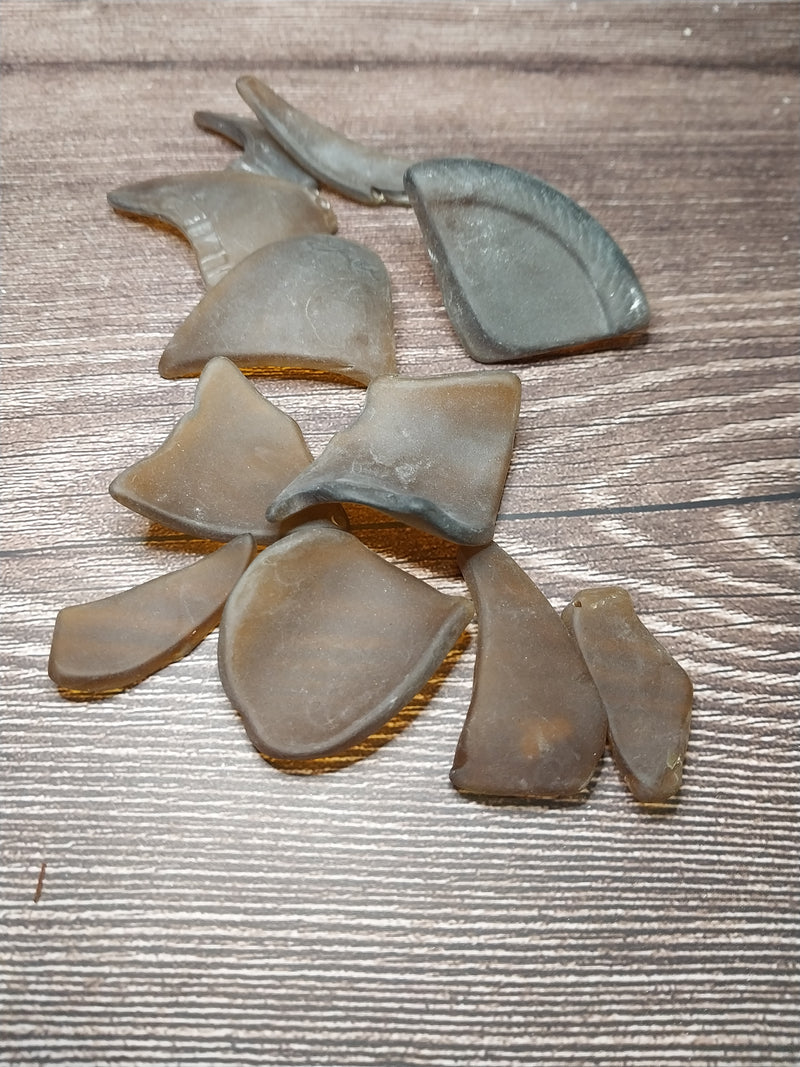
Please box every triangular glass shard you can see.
[268,371,521,546]
[450,543,607,798]
[110,357,347,543]
[404,157,650,362]
[49,535,256,694]
[159,234,396,385]
[218,521,474,759]
[562,588,692,803]
[107,171,337,288]
[237,74,413,206]
[193,109,320,188]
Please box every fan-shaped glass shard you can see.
[218,521,474,759]
[268,371,521,546]
[236,74,412,207]
[562,588,692,803]
[48,536,256,694]
[110,357,347,543]
[450,543,607,798]
[193,109,320,188]
[159,235,396,385]
[404,157,650,363]
[107,171,337,288]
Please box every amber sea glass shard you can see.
[268,371,521,545]
[109,357,346,542]
[218,522,474,759]
[48,536,256,694]
[193,110,319,188]
[107,171,336,288]
[236,75,413,206]
[450,543,607,798]
[562,588,692,803]
[159,235,396,384]
[404,158,650,363]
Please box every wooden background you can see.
[2,2,798,1063]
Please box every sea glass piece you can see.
[218,521,474,759]
[562,587,692,803]
[404,157,650,363]
[237,74,412,206]
[109,357,346,543]
[159,234,396,384]
[450,543,607,798]
[48,535,256,694]
[194,109,319,188]
[107,171,336,288]
[268,371,521,545]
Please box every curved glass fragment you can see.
[405,157,650,362]
[159,235,396,385]
[110,357,347,543]
[48,535,256,694]
[268,371,521,546]
[108,171,336,287]
[193,109,319,188]
[237,74,412,206]
[562,587,692,803]
[218,522,474,759]
[451,543,607,798]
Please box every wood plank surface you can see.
[1,2,798,1064]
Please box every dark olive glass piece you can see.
[218,521,474,759]
[159,234,396,384]
[450,543,607,798]
[237,75,413,206]
[562,587,692,803]
[193,110,319,188]
[49,535,256,694]
[268,371,521,546]
[110,357,346,543]
[107,171,336,287]
[404,157,650,363]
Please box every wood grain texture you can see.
[1,1,798,1064]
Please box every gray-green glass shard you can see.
[193,110,319,188]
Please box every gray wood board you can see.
[2,2,798,1064]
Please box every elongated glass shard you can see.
[237,74,412,206]
[405,158,650,362]
[110,357,346,543]
[268,371,521,546]
[193,110,319,188]
[108,171,336,287]
[218,522,474,759]
[451,543,607,798]
[159,234,396,385]
[562,588,692,803]
[49,535,256,694]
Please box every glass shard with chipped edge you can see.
[218,521,474,759]
[159,235,396,385]
[268,371,521,545]
[237,74,413,206]
[451,543,607,798]
[562,587,692,803]
[110,357,347,543]
[49,535,256,694]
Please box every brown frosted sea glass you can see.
[218,521,474,759]
[237,75,413,206]
[159,234,395,384]
[562,588,692,803]
[450,543,607,798]
[268,371,521,545]
[193,110,319,188]
[107,171,336,288]
[109,357,346,543]
[405,158,650,363]
[49,535,256,694]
